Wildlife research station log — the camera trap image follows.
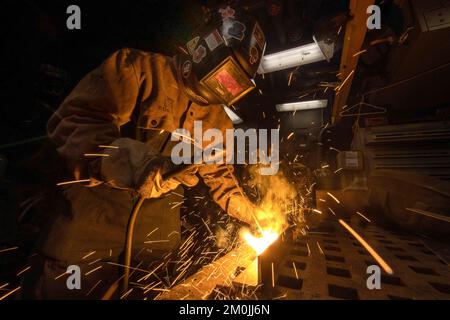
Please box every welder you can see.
[22,5,267,299]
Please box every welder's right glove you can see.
[138,165,200,199]
[101,138,199,198]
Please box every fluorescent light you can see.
[258,42,326,74]
[276,100,328,112]
[223,106,243,124]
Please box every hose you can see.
[121,196,146,294]
[120,163,199,296]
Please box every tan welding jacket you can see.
[44,48,246,261]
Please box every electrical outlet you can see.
[423,5,450,31]
[412,0,450,32]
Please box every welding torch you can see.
[119,147,266,296]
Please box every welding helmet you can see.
[176,5,266,106]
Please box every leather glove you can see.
[101,138,200,198]
[139,165,200,199]
[228,195,279,233]
[227,195,259,226]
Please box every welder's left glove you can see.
[227,196,279,233]
[227,195,259,226]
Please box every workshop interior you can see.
[1,0,450,301]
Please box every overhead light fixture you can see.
[257,42,326,74]
[223,106,243,124]
[276,100,328,112]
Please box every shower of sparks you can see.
[54,271,67,280]
[336,69,355,92]
[273,292,288,300]
[89,258,102,266]
[327,192,340,204]
[106,262,149,274]
[352,49,367,57]
[147,228,159,238]
[329,147,341,153]
[86,280,102,296]
[406,207,450,223]
[298,93,309,100]
[84,153,110,157]
[328,207,337,216]
[338,219,394,275]
[16,266,31,277]
[120,288,133,300]
[85,266,103,276]
[271,263,275,287]
[201,218,213,236]
[316,241,324,255]
[99,145,119,149]
[293,262,299,279]
[170,201,183,209]
[171,131,196,144]
[0,247,18,254]
[288,72,293,86]
[56,179,90,186]
[178,46,188,55]
[82,251,96,260]
[287,132,294,140]
[356,211,371,223]
[144,240,170,244]
[0,287,21,300]
[168,231,180,238]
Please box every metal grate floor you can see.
[260,222,450,300]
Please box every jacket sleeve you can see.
[197,163,243,211]
[198,162,256,225]
[195,110,251,217]
[47,48,145,180]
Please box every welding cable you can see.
[121,163,200,295]
[121,196,146,294]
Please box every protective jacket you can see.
[43,48,249,262]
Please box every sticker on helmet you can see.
[223,20,246,42]
[219,6,235,20]
[186,36,200,56]
[252,22,265,50]
[204,29,224,52]
[192,45,207,64]
[182,60,192,78]
[249,45,259,65]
